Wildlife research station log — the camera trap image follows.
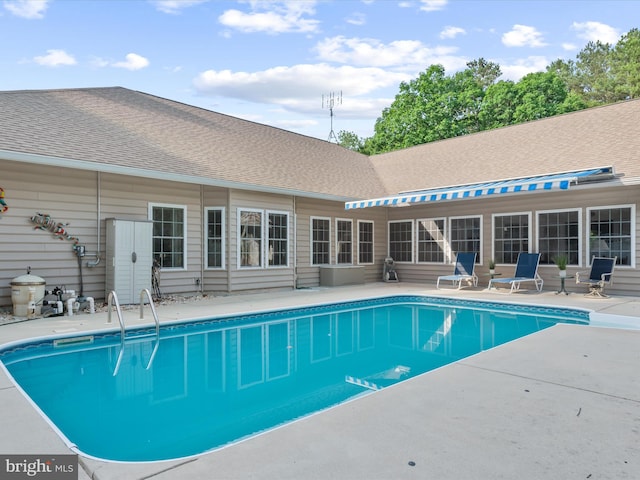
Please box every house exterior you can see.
[0,87,638,306]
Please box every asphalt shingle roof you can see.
[0,87,384,200]
[2,87,639,201]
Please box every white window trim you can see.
[267,209,290,269]
[236,208,291,270]
[387,219,414,264]
[416,217,447,264]
[491,212,532,266]
[310,216,332,266]
[204,206,226,270]
[149,202,187,271]
[535,208,583,268]
[237,207,264,269]
[357,220,375,265]
[336,218,353,265]
[586,203,635,268]
[448,215,483,265]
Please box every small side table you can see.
[556,275,575,295]
[484,272,502,290]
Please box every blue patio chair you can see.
[488,252,543,293]
[575,256,616,297]
[436,252,478,290]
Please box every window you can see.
[336,219,353,264]
[588,205,634,266]
[239,209,289,268]
[449,216,481,263]
[311,217,330,265]
[493,213,530,264]
[537,210,580,265]
[417,218,445,263]
[268,212,288,267]
[239,209,262,267]
[205,207,224,269]
[151,204,185,269]
[358,221,374,264]
[388,220,413,262]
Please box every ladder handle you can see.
[139,288,160,338]
[107,291,125,340]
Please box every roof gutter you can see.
[0,149,354,203]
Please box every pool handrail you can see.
[139,288,160,339]
[106,290,125,338]
[139,288,160,370]
[108,290,161,375]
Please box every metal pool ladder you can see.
[107,289,160,376]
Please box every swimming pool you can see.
[0,295,589,462]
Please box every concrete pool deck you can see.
[1,283,639,479]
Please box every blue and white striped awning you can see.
[345,167,614,210]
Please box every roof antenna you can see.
[322,91,342,143]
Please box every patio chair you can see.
[575,256,616,298]
[436,252,478,290]
[488,252,543,293]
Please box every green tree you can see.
[359,27,640,153]
[337,130,365,152]
[574,40,617,104]
[478,80,517,130]
[546,58,584,99]
[466,57,502,89]
[365,63,487,153]
[512,71,573,122]
[611,28,640,99]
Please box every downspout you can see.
[87,171,101,267]
[226,188,232,293]
[200,184,204,294]
[293,195,297,288]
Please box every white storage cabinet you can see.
[105,218,153,304]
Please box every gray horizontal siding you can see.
[0,161,102,303]
[100,173,203,297]
[294,198,388,288]
[1,159,637,307]
[228,190,295,292]
[386,185,639,295]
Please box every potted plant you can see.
[488,259,496,275]
[553,255,568,278]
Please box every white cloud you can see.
[89,56,110,68]
[440,26,465,39]
[346,12,366,26]
[500,56,550,81]
[571,21,620,45]
[562,42,577,51]
[112,53,150,70]
[4,0,48,19]
[33,49,76,67]
[150,0,207,14]
[193,63,409,105]
[271,118,318,130]
[419,0,447,12]
[502,24,548,48]
[218,1,320,34]
[314,36,465,72]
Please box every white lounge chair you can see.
[488,253,543,293]
[437,252,478,289]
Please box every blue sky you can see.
[1,0,639,141]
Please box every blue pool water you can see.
[0,296,589,462]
